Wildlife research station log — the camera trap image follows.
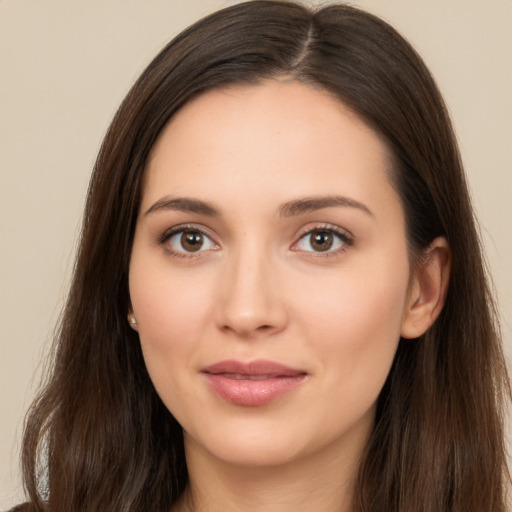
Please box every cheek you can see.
[299,260,408,340]
[129,261,219,420]
[293,254,410,387]
[130,244,211,324]
[289,264,408,439]
[128,252,216,370]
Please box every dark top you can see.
[7,505,31,512]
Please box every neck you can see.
[174,431,367,512]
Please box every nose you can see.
[214,244,288,339]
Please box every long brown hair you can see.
[20,2,510,511]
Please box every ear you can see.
[401,237,451,339]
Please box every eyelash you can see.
[292,224,354,257]
[160,224,218,259]
[159,223,354,258]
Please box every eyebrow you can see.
[144,197,220,217]
[144,194,373,218]
[279,195,374,218]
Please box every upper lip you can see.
[202,359,306,377]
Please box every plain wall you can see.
[1,0,511,508]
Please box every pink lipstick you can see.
[202,359,307,406]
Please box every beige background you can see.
[1,0,511,508]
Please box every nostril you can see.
[220,322,278,337]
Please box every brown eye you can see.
[165,228,217,255]
[310,231,334,252]
[181,231,204,252]
[294,227,350,254]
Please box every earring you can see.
[128,313,137,326]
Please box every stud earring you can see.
[128,313,137,326]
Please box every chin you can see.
[184,419,315,468]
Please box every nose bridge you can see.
[216,235,286,337]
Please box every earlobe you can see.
[401,237,451,339]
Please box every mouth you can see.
[201,359,307,406]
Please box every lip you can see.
[202,359,307,406]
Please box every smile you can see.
[202,359,307,406]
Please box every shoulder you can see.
[7,504,32,512]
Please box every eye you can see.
[293,227,352,254]
[163,227,218,255]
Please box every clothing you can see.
[7,504,30,512]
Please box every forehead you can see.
[142,80,400,222]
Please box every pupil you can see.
[311,232,333,251]
[181,231,203,252]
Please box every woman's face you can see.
[129,81,414,468]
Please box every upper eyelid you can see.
[294,223,354,241]
[160,223,217,242]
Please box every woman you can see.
[14,1,510,511]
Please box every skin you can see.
[129,81,450,512]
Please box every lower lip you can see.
[204,373,306,406]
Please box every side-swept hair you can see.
[20,2,510,511]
